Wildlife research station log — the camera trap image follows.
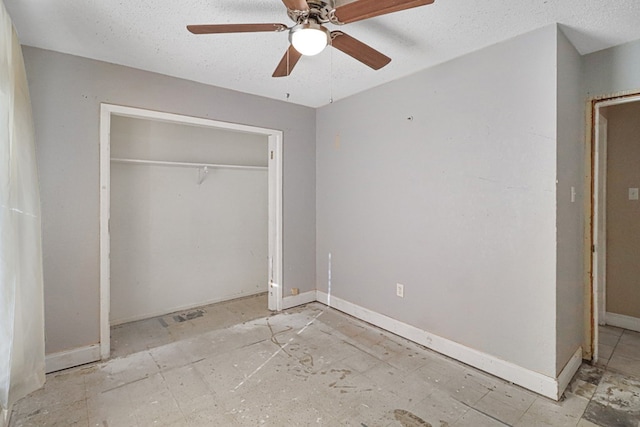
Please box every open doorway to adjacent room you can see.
[589,93,640,366]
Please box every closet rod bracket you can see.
[198,166,209,185]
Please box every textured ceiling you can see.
[5,0,640,107]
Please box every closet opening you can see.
[99,104,283,360]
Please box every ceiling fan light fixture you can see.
[289,22,329,56]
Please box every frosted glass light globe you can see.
[290,23,329,56]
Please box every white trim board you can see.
[1,408,10,427]
[557,348,583,397]
[282,290,317,310]
[316,291,580,401]
[606,312,640,333]
[45,344,100,374]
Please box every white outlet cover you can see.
[630,188,639,200]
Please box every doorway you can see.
[99,104,283,360]
[590,93,640,362]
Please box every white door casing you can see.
[593,112,607,330]
[268,137,283,311]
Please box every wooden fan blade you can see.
[333,0,434,24]
[330,31,391,70]
[187,23,288,34]
[281,0,309,11]
[273,45,303,77]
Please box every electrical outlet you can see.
[396,283,404,298]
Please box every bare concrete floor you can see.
[9,300,640,426]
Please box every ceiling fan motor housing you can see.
[287,0,335,24]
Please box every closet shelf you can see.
[110,157,268,171]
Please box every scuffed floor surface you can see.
[109,293,272,359]
[9,304,640,426]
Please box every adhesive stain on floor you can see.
[577,364,606,386]
[568,363,605,400]
[393,409,433,427]
[583,371,640,427]
[172,308,205,322]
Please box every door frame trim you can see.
[99,103,283,360]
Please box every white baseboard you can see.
[45,344,101,373]
[557,348,583,397]
[282,290,316,309]
[606,312,640,332]
[316,291,575,400]
[1,408,10,427]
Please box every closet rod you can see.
[110,157,267,171]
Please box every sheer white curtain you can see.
[0,2,45,425]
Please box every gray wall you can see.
[23,46,316,354]
[555,28,585,374]
[110,116,270,166]
[584,38,640,97]
[110,117,269,325]
[316,26,559,377]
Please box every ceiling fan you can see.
[187,0,435,77]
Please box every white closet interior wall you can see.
[109,116,268,325]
